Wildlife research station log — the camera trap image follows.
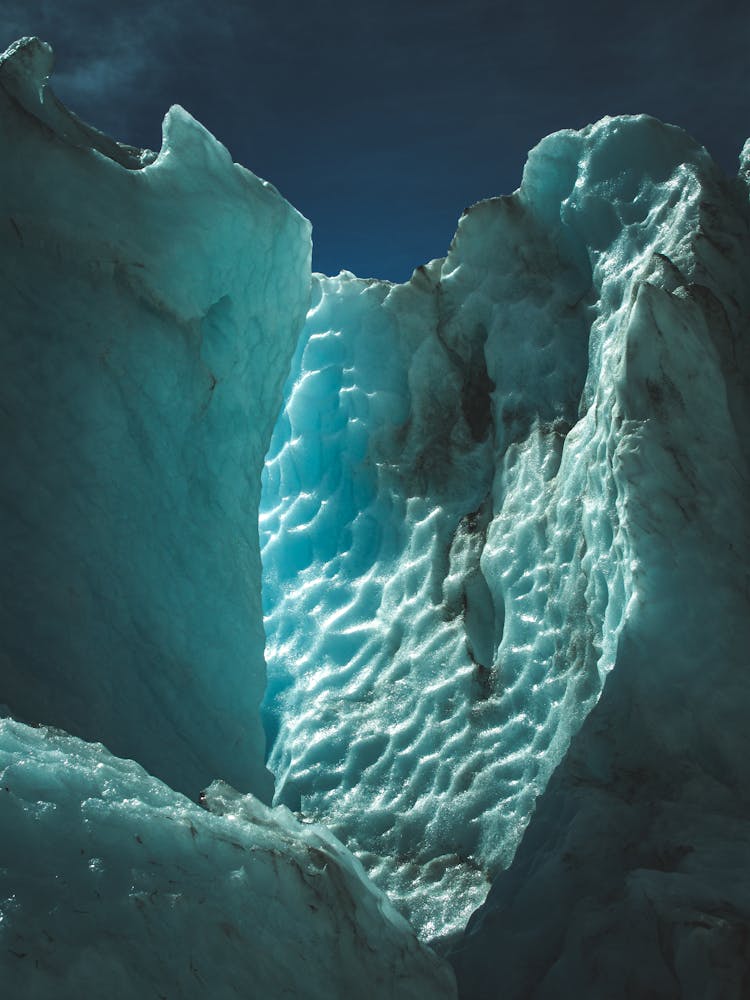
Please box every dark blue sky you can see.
[3,1,748,281]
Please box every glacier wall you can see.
[261,113,750,956]
[0,37,311,800]
[0,37,457,997]
[450,130,750,997]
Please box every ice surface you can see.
[0,717,456,998]
[3,31,749,999]
[450,124,750,997]
[261,114,750,948]
[0,37,311,799]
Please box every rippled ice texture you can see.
[452,137,750,997]
[3,29,749,997]
[261,115,750,944]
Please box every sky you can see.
[2,0,748,281]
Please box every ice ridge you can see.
[0,717,455,998]
[450,123,750,999]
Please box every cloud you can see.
[0,1,254,146]
[1,3,235,108]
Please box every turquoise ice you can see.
[0,717,455,998]
[0,37,311,802]
[2,32,750,1000]
[0,37,456,998]
[261,114,750,945]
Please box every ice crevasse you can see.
[3,33,750,1000]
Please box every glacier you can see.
[2,32,750,1000]
[0,37,456,998]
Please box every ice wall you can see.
[3,31,748,997]
[0,37,311,799]
[0,717,456,999]
[261,114,750,952]
[0,38,459,998]
[450,126,750,997]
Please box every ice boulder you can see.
[0,717,456,998]
[261,114,750,951]
[0,37,311,799]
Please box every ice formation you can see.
[3,30,750,1000]
[450,133,750,997]
[0,717,455,999]
[261,113,750,965]
[0,37,310,800]
[0,37,456,998]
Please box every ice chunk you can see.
[261,115,750,946]
[0,38,311,799]
[0,717,456,998]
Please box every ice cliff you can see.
[0,37,456,998]
[0,36,311,801]
[262,111,750,972]
[3,33,750,1000]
